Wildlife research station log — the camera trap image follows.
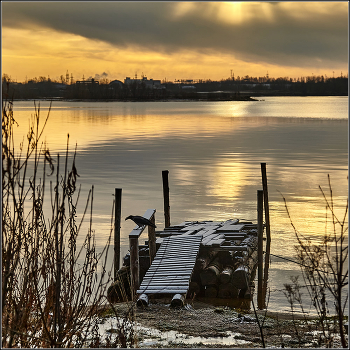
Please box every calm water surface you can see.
[12,97,348,313]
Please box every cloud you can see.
[2,2,348,70]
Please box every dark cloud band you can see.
[2,2,348,69]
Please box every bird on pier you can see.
[125,215,157,228]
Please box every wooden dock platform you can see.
[109,166,270,308]
[137,235,202,295]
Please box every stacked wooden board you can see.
[138,219,259,297]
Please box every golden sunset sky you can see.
[2,1,349,83]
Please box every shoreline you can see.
[8,94,347,103]
[96,300,348,348]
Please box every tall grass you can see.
[2,99,116,347]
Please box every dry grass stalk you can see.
[2,99,135,347]
[281,177,348,348]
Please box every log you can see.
[194,250,218,271]
[218,282,238,299]
[205,285,218,298]
[137,293,149,307]
[232,266,250,290]
[200,257,222,286]
[219,266,234,284]
[171,294,185,307]
[231,236,258,290]
[188,281,201,296]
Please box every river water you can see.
[12,96,348,313]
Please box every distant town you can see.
[2,72,348,101]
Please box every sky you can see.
[2,1,349,83]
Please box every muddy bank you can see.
[98,300,347,348]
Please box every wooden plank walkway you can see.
[137,234,202,295]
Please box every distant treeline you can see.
[2,74,348,101]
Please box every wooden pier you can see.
[108,164,271,309]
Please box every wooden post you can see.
[129,237,139,300]
[148,214,156,264]
[261,163,271,305]
[257,190,264,309]
[114,188,122,281]
[162,170,170,228]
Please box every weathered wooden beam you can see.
[114,188,122,280]
[257,189,264,309]
[162,170,171,228]
[261,162,271,307]
[129,236,139,299]
[148,214,156,264]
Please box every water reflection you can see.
[10,98,348,313]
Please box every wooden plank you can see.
[154,252,198,258]
[129,227,144,238]
[178,229,199,236]
[141,279,190,285]
[156,245,198,252]
[146,269,194,275]
[212,245,249,251]
[201,233,219,245]
[147,263,196,268]
[202,233,225,246]
[154,253,197,258]
[146,268,193,275]
[180,224,215,232]
[160,236,202,243]
[208,238,226,247]
[129,209,156,238]
[222,219,239,225]
[137,286,188,291]
[140,281,190,286]
[195,228,218,238]
[217,224,246,232]
[137,289,188,294]
[142,276,191,282]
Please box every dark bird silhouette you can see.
[125,215,157,228]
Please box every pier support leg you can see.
[257,190,264,309]
[114,188,122,281]
[261,163,271,307]
[162,170,170,228]
[148,214,156,264]
[129,237,139,300]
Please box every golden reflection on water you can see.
[12,112,271,153]
[208,161,251,200]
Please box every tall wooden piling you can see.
[261,163,271,306]
[148,214,156,263]
[114,188,122,281]
[129,236,139,300]
[257,190,264,309]
[162,170,170,228]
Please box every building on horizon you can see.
[124,76,161,89]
